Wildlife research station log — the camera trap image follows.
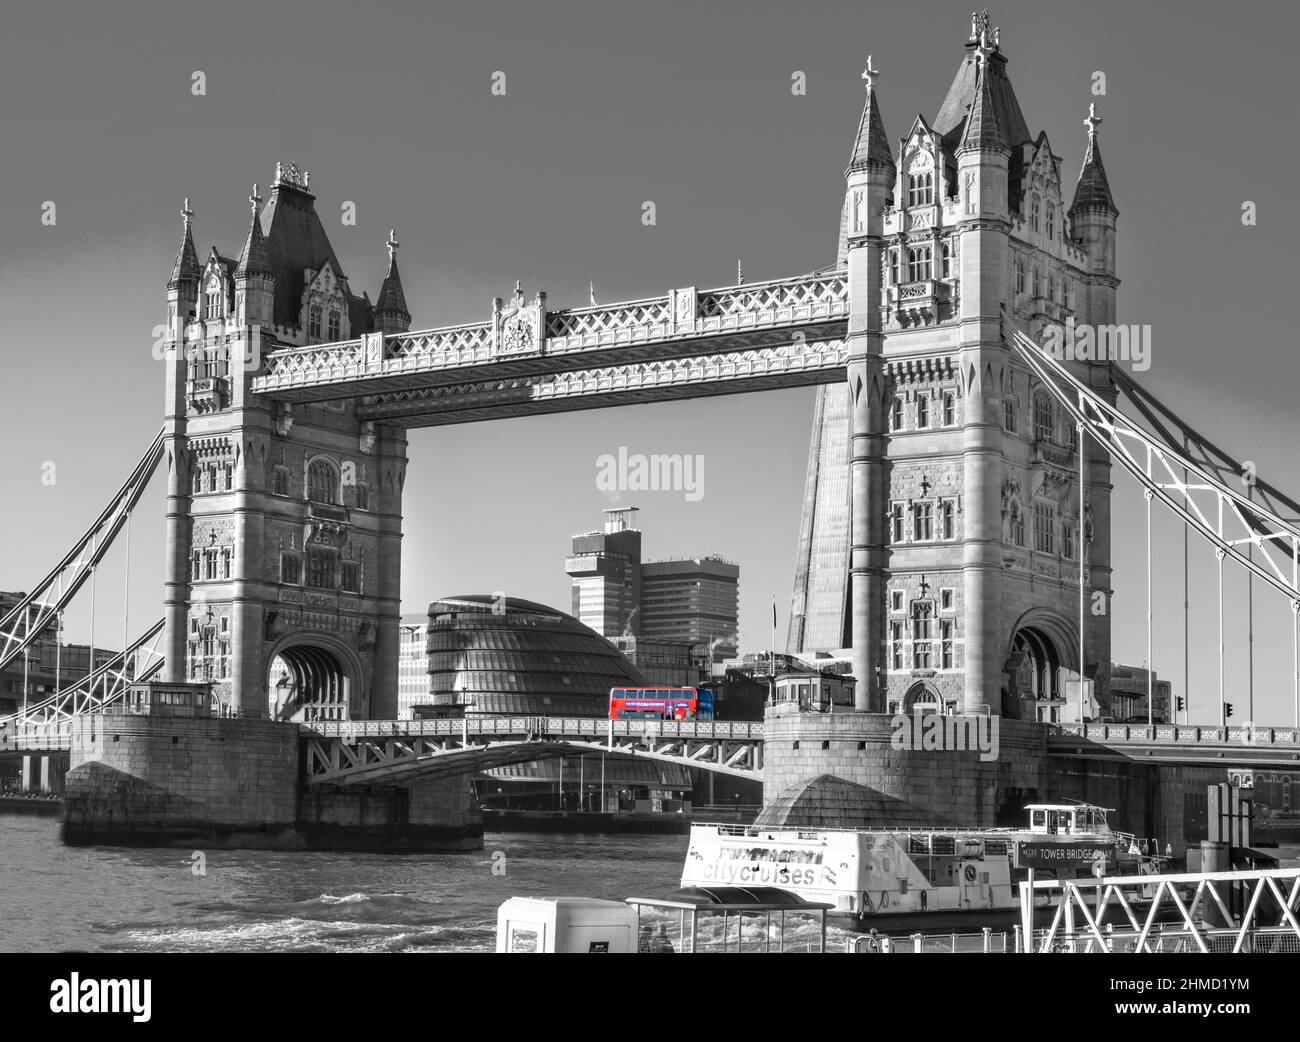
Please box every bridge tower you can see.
[159,164,410,720]
[793,12,1117,719]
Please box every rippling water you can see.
[0,817,690,953]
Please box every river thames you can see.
[0,817,688,953]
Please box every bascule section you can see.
[161,163,410,722]
[789,12,1117,722]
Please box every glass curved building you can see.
[425,595,648,716]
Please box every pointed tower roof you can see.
[958,48,1006,153]
[167,199,202,288]
[1070,104,1118,214]
[257,162,371,334]
[933,13,1031,150]
[375,229,410,319]
[235,184,274,278]
[846,55,895,177]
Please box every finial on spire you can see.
[249,183,261,214]
[181,198,193,228]
[1084,102,1102,139]
[387,228,399,260]
[861,54,879,91]
[737,259,744,285]
[970,9,997,49]
[514,279,523,300]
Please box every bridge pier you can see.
[758,706,1200,856]
[62,714,481,851]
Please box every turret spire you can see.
[167,198,201,288]
[846,55,895,177]
[375,228,411,332]
[1070,103,1117,214]
[235,183,272,278]
[958,49,1006,153]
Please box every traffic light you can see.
[1176,696,1185,712]
[1225,702,1234,719]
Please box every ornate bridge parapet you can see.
[251,272,848,413]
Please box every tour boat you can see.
[680,802,1166,931]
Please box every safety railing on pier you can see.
[1051,723,1300,746]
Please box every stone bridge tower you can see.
[160,164,411,720]
[798,12,1118,719]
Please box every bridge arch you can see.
[1003,608,1078,707]
[267,632,364,722]
[902,681,944,713]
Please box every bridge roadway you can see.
[9,714,1300,779]
[301,717,764,785]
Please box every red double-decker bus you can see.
[608,687,714,720]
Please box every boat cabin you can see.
[1024,803,1113,837]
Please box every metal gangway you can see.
[1021,865,1300,953]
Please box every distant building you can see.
[565,510,739,665]
[1108,664,1172,723]
[640,557,739,662]
[424,595,647,716]
[566,508,642,637]
[397,615,429,720]
[608,636,695,687]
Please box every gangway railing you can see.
[1021,865,1300,953]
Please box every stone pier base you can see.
[62,715,482,851]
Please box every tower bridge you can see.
[2,12,1299,851]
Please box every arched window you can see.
[943,392,956,426]
[1034,396,1053,442]
[911,602,934,668]
[889,249,899,285]
[1046,202,1056,240]
[912,502,934,541]
[1012,506,1025,547]
[941,240,951,279]
[916,395,930,429]
[1014,257,1025,296]
[907,245,933,282]
[891,397,904,431]
[327,309,341,340]
[942,500,956,539]
[205,288,222,321]
[1031,193,1041,233]
[1031,266,1041,298]
[891,503,905,543]
[307,458,339,504]
[907,170,934,208]
[309,305,322,339]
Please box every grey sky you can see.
[1,0,1296,721]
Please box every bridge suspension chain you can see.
[0,617,165,736]
[0,429,164,676]
[1008,329,1300,605]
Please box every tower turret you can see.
[1069,104,1119,324]
[844,55,893,710]
[374,229,412,334]
[234,184,276,330]
[166,199,201,336]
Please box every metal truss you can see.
[303,717,765,786]
[0,430,164,676]
[1025,866,1300,953]
[1009,330,1300,605]
[0,617,166,749]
